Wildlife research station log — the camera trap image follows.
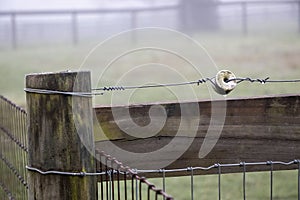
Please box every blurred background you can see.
[0,0,298,47]
[0,0,299,105]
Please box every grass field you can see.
[1,31,300,105]
[98,169,298,200]
[0,31,299,199]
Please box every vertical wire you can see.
[162,169,166,200]
[17,108,22,199]
[99,155,104,200]
[109,170,112,200]
[139,179,142,200]
[22,109,28,200]
[1,100,7,197]
[269,161,273,200]
[8,103,12,198]
[13,106,18,197]
[111,166,114,200]
[17,108,23,198]
[105,159,109,200]
[132,175,135,200]
[136,178,139,200]
[0,98,3,199]
[135,179,139,200]
[190,167,194,200]
[242,162,246,200]
[124,171,127,200]
[298,160,299,200]
[218,164,221,200]
[147,185,151,200]
[117,170,120,200]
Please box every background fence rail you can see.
[0,0,299,49]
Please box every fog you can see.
[0,0,298,48]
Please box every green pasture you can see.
[0,31,299,199]
[0,32,299,105]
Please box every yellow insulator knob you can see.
[213,70,237,95]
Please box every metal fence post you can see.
[25,71,97,200]
[242,2,248,36]
[71,12,78,45]
[298,0,300,34]
[11,13,17,49]
[131,11,137,43]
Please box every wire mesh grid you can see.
[138,160,300,200]
[95,156,300,200]
[0,95,28,200]
[95,150,174,200]
[0,94,299,199]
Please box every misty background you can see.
[0,0,300,106]
[0,2,299,199]
[0,0,298,48]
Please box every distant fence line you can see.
[0,5,178,49]
[0,0,299,49]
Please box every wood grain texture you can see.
[26,71,97,200]
[94,94,300,177]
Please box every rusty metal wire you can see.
[95,150,174,200]
[0,95,28,200]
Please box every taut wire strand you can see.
[241,162,246,200]
[24,88,103,97]
[93,74,300,94]
[26,159,298,176]
[24,74,300,96]
[227,77,300,84]
[92,78,214,92]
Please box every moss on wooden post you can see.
[26,71,96,200]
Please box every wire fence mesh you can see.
[0,94,299,199]
[136,160,300,200]
[95,150,174,200]
[0,95,28,200]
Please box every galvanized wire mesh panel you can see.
[95,150,174,200]
[0,95,28,200]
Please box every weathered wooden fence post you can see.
[25,71,97,200]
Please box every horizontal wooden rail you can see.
[94,94,300,177]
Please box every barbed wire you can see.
[93,76,300,92]
[93,78,214,92]
[227,77,300,84]
[24,75,300,97]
